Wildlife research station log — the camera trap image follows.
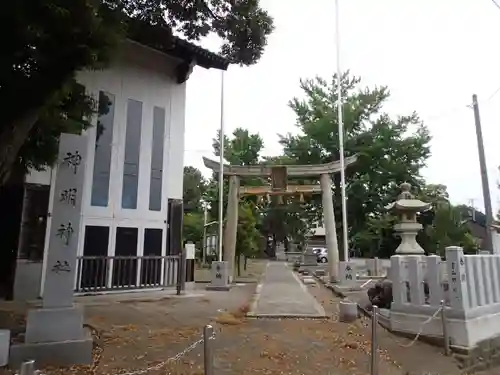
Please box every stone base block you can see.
[9,334,93,368]
[302,277,316,285]
[339,300,358,323]
[26,305,84,343]
[314,269,326,277]
[206,285,232,291]
[207,261,231,291]
[0,329,9,366]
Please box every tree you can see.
[236,202,261,275]
[280,72,432,259]
[417,184,478,255]
[205,127,266,263]
[183,166,208,257]
[207,127,264,218]
[354,183,478,258]
[424,203,478,255]
[183,166,206,213]
[1,1,122,184]
[183,212,204,251]
[1,0,274,186]
[260,155,322,251]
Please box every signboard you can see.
[185,243,195,260]
[271,166,287,191]
[43,134,87,308]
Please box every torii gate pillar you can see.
[320,173,339,281]
[224,175,240,283]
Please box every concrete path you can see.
[248,262,327,318]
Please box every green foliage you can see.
[213,128,264,166]
[236,203,260,258]
[207,127,264,218]
[131,0,274,65]
[417,184,478,255]
[183,166,206,213]
[280,72,432,259]
[19,80,103,174]
[354,184,478,257]
[351,214,398,258]
[183,166,207,253]
[0,0,122,183]
[1,0,273,185]
[424,202,478,255]
[183,212,205,250]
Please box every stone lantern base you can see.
[394,222,425,255]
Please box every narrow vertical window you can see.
[122,99,142,209]
[141,228,163,285]
[91,92,115,207]
[149,106,165,211]
[112,227,138,287]
[80,226,110,290]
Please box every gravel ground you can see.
[0,275,466,375]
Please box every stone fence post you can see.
[445,246,469,311]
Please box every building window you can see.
[91,92,115,207]
[112,227,138,287]
[142,228,163,285]
[122,99,143,209]
[144,228,163,256]
[80,225,109,290]
[167,199,183,255]
[149,107,166,211]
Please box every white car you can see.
[316,248,328,263]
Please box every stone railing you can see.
[389,246,500,349]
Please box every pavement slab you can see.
[248,262,327,318]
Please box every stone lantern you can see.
[386,182,431,255]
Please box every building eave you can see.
[126,18,230,76]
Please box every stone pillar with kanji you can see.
[9,134,93,367]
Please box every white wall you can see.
[493,232,500,254]
[77,40,186,216]
[36,41,188,294]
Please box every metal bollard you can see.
[370,306,378,375]
[440,300,450,356]
[203,325,214,375]
[19,360,35,375]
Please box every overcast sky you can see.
[183,0,500,214]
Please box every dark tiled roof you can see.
[170,35,229,70]
[467,208,487,227]
[126,18,230,71]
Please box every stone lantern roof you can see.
[385,182,431,213]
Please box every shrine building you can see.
[4,20,229,300]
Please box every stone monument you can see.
[339,261,356,286]
[9,134,92,367]
[206,261,231,291]
[386,182,431,255]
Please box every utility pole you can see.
[472,94,494,250]
[202,204,208,265]
[469,198,476,221]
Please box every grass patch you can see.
[214,304,250,325]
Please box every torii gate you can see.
[203,155,357,282]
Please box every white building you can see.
[12,26,228,300]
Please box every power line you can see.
[491,0,500,11]
[424,84,500,123]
